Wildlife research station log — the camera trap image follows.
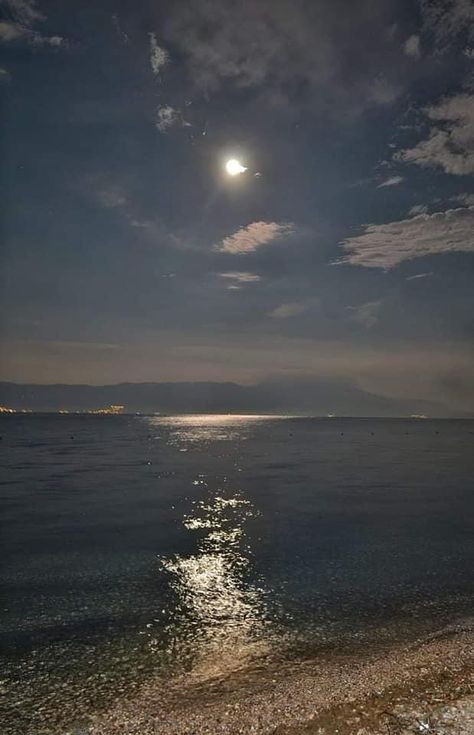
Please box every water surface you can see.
[1,414,473,732]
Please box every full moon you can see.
[225,158,247,176]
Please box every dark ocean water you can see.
[1,414,473,732]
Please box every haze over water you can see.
[1,414,473,733]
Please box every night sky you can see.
[0,0,473,413]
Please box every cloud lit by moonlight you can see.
[225,158,247,176]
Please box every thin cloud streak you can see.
[338,206,474,269]
[216,221,296,254]
[409,204,429,215]
[269,302,309,318]
[377,175,404,188]
[218,271,262,286]
[346,300,381,328]
[406,272,434,280]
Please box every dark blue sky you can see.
[0,0,473,413]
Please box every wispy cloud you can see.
[269,302,309,319]
[125,216,184,250]
[0,0,65,47]
[377,175,404,188]
[219,272,261,283]
[395,94,474,175]
[452,192,474,207]
[0,67,11,83]
[156,106,178,131]
[6,0,43,24]
[156,105,190,132]
[161,1,404,116]
[216,221,296,255]
[149,32,169,75]
[0,22,23,41]
[346,300,381,328]
[96,187,127,209]
[338,206,474,269]
[0,21,61,45]
[419,0,474,52]
[218,271,261,289]
[85,176,185,249]
[409,204,428,215]
[404,34,420,57]
[84,175,129,210]
[367,76,401,106]
[406,272,433,281]
[112,14,130,45]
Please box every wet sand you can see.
[88,620,474,735]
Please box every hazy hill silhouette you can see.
[1,380,469,417]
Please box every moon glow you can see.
[225,158,247,176]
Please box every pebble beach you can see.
[85,620,474,735]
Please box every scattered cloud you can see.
[338,206,474,269]
[83,176,185,249]
[216,221,296,255]
[0,21,24,41]
[149,32,169,75]
[404,34,420,57]
[96,188,127,209]
[40,34,66,48]
[367,76,401,106]
[156,105,190,132]
[409,204,429,215]
[378,175,404,188]
[452,192,474,206]
[269,302,309,319]
[218,272,261,289]
[82,175,129,211]
[406,271,433,280]
[160,0,404,115]
[419,0,474,52]
[112,14,130,45]
[125,216,184,250]
[3,0,43,24]
[156,106,178,131]
[0,1,65,47]
[346,300,381,328]
[395,94,474,175]
[0,67,11,82]
[33,34,63,47]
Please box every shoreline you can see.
[88,619,474,735]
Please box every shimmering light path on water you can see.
[1,415,473,733]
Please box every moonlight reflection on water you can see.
[145,415,284,679]
[159,492,271,679]
[153,414,286,444]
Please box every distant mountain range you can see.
[1,380,471,417]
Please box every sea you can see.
[1,414,473,734]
